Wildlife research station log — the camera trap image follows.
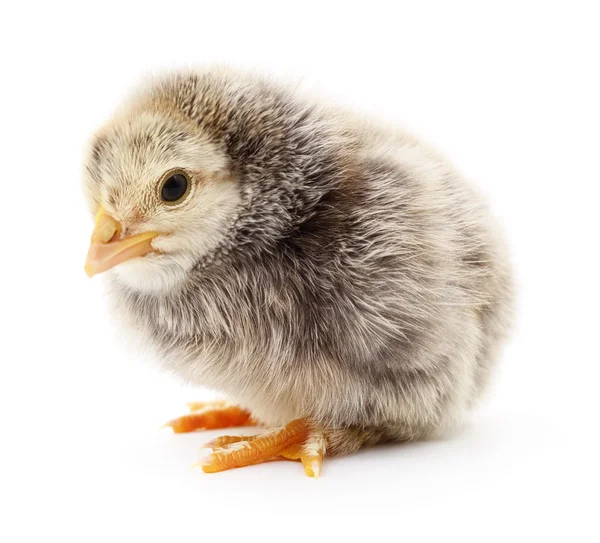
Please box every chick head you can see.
[83,107,240,293]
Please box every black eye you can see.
[160,172,189,203]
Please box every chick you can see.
[83,68,513,477]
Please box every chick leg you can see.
[196,418,326,477]
[163,401,256,433]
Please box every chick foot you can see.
[163,401,256,433]
[196,419,326,477]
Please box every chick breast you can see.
[110,69,513,440]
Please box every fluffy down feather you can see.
[84,68,513,455]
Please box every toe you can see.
[164,404,252,433]
[198,419,309,473]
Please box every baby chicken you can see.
[83,68,513,477]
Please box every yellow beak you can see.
[84,207,159,277]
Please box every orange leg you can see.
[163,401,256,433]
[196,419,327,478]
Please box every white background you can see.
[1,1,599,541]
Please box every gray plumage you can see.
[83,68,513,457]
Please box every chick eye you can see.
[160,172,190,204]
